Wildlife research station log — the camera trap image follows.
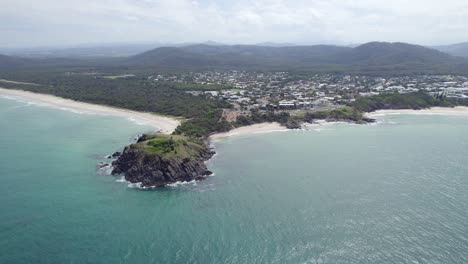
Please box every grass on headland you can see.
[134,134,206,160]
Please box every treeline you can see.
[0,72,237,138]
[350,91,459,112]
[235,110,291,127]
[303,106,373,123]
[234,107,373,129]
[0,74,228,119]
[174,110,232,138]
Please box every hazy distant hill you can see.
[2,42,468,75]
[128,42,468,74]
[255,42,297,47]
[1,43,161,58]
[328,42,458,65]
[433,43,468,58]
[129,44,352,69]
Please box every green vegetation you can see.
[0,80,48,91]
[125,42,468,76]
[234,110,290,127]
[0,73,234,138]
[4,41,468,76]
[304,106,371,123]
[174,110,232,138]
[0,73,229,120]
[351,91,458,112]
[134,134,206,160]
[2,71,467,140]
[233,107,372,129]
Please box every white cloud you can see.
[0,0,467,47]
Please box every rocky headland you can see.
[112,134,214,187]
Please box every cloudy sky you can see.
[1,0,468,48]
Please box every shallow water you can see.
[0,97,467,263]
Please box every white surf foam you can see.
[97,163,114,175]
[115,176,128,183]
[126,117,153,126]
[167,180,198,187]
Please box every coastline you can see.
[3,85,468,141]
[209,122,288,142]
[210,106,468,142]
[0,87,181,134]
[366,106,468,117]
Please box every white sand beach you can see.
[367,106,468,117]
[210,122,288,141]
[0,87,181,134]
[210,107,468,141]
[4,86,468,139]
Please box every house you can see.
[278,100,296,109]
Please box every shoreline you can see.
[0,87,181,134]
[210,106,468,142]
[366,106,468,117]
[3,86,468,141]
[209,122,288,142]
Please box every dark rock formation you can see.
[111,136,215,187]
[136,134,151,143]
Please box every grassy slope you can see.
[132,134,206,160]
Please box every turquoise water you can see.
[0,97,467,264]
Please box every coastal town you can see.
[148,71,468,121]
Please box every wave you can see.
[1,95,46,107]
[368,119,398,126]
[126,182,165,190]
[9,104,32,109]
[97,163,114,175]
[114,176,214,190]
[0,95,21,101]
[2,93,160,130]
[114,176,179,189]
[56,107,90,115]
[1,94,97,115]
[368,112,402,117]
[167,180,198,187]
[127,182,145,189]
[126,117,153,127]
[115,176,127,183]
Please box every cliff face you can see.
[111,134,214,187]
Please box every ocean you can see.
[0,97,467,264]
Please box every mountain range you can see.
[128,42,468,74]
[1,42,468,75]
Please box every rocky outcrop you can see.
[111,151,121,158]
[111,135,214,187]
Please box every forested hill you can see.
[128,44,352,68]
[2,42,468,75]
[127,42,468,74]
[332,42,455,65]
